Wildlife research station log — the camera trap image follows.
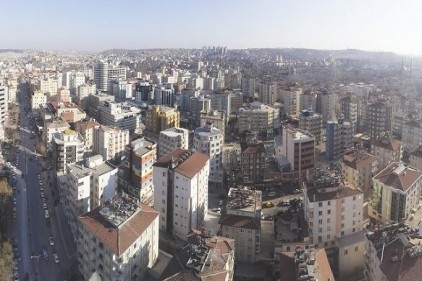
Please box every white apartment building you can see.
[219,188,262,263]
[372,138,402,172]
[299,108,322,144]
[304,173,364,250]
[98,101,141,133]
[39,78,58,96]
[200,110,226,139]
[31,90,47,112]
[70,72,85,94]
[93,125,129,162]
[238,102,279,135]
[370,162,422,224]
[78,194,159,281]
[77,83,96,110]
[194,124,223,183]
[44,119,70,151]
[402,120,422,152]
[153,149,209,240]
[281,85,302,118]
[52,129,84,173]
[158,127,189,158]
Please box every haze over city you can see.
[2,0,422,55]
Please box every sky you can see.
[2,0,422,55]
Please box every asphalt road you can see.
[12,82,76,281]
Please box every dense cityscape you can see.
[0,46,422,281]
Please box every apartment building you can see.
[199,110,226,139]
[299,108,322,144]
[370,162,422,224]
[158,127,189,158]
[160,231,235,281]
[119,138,156,205]
[342,149,378,200]
[44,119,70,150]
[316,89,336,123]
[410,145,422,171]
[93,125,129,162]
[74,119,101,152]
[241,76,256,98]
[304,171,365,277]
[280,84,302,118]
[364,223,422,281]
[240,142,267,183]
[194,124,223,183]
[372,138,402,172]
[49,101,87,123]
[39,78,58,96]
[238,102,279,135]
[211,91,231,116]
[60,155,117,240]
[57,87,71,103]
[279,246,334,281]
[98,101,141,133]
[189,96,211,126]
[77,83,96,110]
[300,89,317,111]
[87,92,115,121]
[31,90,47,112]
[145,105,180,136]
[219,187,262,263]
[326,115,354,161]
[366,99,394,141]
[340,94,362,133]
[78,194,159,281]
[280,126,315,172]
[52,129,84,173]
[402,120,422,152]
[258,80,277,105]
[230,91,244,115]
[153,149,209,240]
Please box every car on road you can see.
[42,198,47,204]
[40,192,45,198]
[38,174,41,180]
[40,187,44,192]
[13,198,16,205]
[262,201,274,208]
[13,275,19,281]
[49,236,54,246]
[43,203,48,210]
[45,210,50,219]
[53,253,59,264]
[42,249,48,261]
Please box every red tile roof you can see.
[374,162,422,192]
[79,202,158,256]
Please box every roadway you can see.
[12,82,76,281]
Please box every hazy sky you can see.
[2,0,422,54]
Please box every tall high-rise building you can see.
[280,126,315,172]
[211,91,231,116]
[154,85,174,107]
[241,76,256,98]
[0,79,8,140]
[153,149,209,240]
[340,94,362,133]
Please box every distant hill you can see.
[0,49,24,54]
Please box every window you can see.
[327,210,331,215]
[344,249,348,255]
[319,211,322,216]
[341,231,345,236]
[318,219,323,224]
[319,202,323,207]
[353,196,356,201]
[327,201,331,206]
[355,246,359,252]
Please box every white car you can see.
[40,192,45,198]
[53,253,59,264]
[49,236,54,246]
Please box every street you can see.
[12,82,76,281]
